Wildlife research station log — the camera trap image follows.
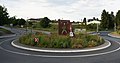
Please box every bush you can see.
[19,32,105,49]
[40,17,51,28]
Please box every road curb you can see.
[11,39,111,53]
[0,34,16,38]
[108,34,120,38]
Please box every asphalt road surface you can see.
[0,26,120,63]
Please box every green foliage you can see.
[9,16,18,26]
[0,5,27,26]
[87,24,97,31]
[116,10,120,30]
[19,32,105,49]
[83,17,87,29]
[28,21,33,26]
[101,9,114,30]
[17,18,26,26]
[0,5,9,25]
[40,17,51,28]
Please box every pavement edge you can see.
[11,40,111,53]
[108,34,120,38]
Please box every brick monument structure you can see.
[58,19,73,35]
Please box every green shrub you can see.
[19,32,105,49]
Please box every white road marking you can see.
[0,38,120,57]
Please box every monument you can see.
[58,19,74,36]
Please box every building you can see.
[28,18,43,22]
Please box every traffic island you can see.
[18,32,105,48]
[11,19,111,53]
[11,39,111,53]
[108,32,120,38]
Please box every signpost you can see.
[69,25,74,37]
[34,38,39,42]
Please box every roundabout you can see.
[1,27,120,63]
[0,37,120,58]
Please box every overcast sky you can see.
[0,0,120,21]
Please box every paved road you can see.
[0,26,120,63]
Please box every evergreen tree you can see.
[101,9,108,29]
[83,17,87,29]
[116,10,120,30]
[101,10,114,30]
[108,12,115,29]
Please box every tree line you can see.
[0,5,26,26]
[1,5,120,30]
[101,9,120,30]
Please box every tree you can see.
[100,10,114,30]
[10,16,18,26]
[93,17,96,20]
[108,12,114,29]
[101,9,108,29]
[82,17,87,29]
[116,10,120,30]
[40,17,51,28]
[28,21,33,26]
[0,5,9,25]
[17,18,26,26]
[83,17,87,25]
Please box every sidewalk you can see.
[11,39,111,53]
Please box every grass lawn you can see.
[110,31,120,36]
[33,24,58,33]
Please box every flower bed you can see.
[19,32,105,49]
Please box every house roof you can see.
[28,18,43,21]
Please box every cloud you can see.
[0,0,120,21]
[46,0,79,6]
